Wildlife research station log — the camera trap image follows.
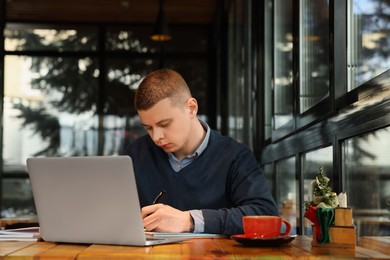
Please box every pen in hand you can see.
[152,190,166,204]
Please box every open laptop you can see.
[26,156,188,246]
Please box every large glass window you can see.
[273,0,294,129]
[276,157,298,235]
[259,0,390,238]
[2,23,210,218]
[348,0,390,90]
[344,126,390,236]
[302,146,333,235]
[299,0,330,113]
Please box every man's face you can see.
[138,98,194,156]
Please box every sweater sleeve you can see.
[202,149,278,235]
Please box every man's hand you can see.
[142,204,194,233]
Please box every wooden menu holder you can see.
[311,207,356,249]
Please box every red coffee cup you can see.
[242,216,291,238]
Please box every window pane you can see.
[106,58,158,116]
[274,0,294,129]
[106,26,156,52]
[348,0,390,90]
[299,0,330,113]
[1,179,36,218]
[3,55,99,173]
[344,126,390,236]
[4,24,98,51]
[106,26,208,53]
[302,146,333,235]
[105,59,157,151]
[276,157,298,235]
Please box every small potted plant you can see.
[304,167,339,244]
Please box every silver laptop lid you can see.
[27,156,186,246]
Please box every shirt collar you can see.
[168,120,210,160]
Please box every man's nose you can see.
[152,128,164,142]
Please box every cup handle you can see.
[279,219,292,237]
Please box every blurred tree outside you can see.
[4,26,153,156]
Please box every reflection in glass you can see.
[274,0,294,129]
[302,146,333,235]
[344,126,390,236]
[276,157,298,235]
[299,0,330,113]
[348,0,390,90]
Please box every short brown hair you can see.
[134,69,191,110]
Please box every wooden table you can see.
[1,236,390,259]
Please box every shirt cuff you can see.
[189,209,204,233]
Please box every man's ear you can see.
[186,97,198,116]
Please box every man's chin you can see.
[160,145,176,153]
[164,148,177,153]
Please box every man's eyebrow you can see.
[141,119,172,127]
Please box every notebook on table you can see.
[26,155,188,246]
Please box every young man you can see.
[125,69,278,235]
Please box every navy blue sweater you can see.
[125,129,278,235]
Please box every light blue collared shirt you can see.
[167,120,210,172]
[167,120,210,233]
